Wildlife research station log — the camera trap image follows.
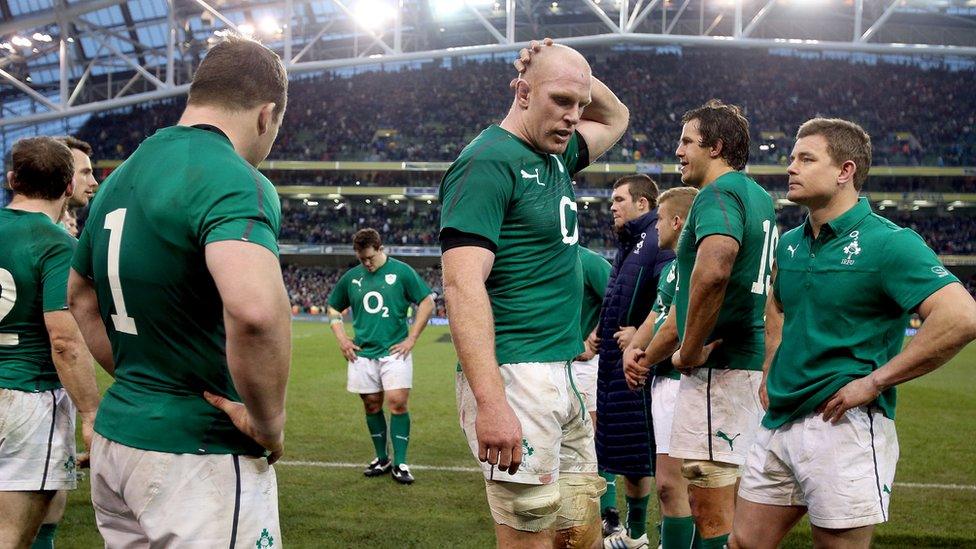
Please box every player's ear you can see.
[837,160,857,188]
[710,139,724,160]
[256,103,276,136]
[64,180,75,199]
[515,79,531,109]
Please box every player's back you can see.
[0,210,74,392]
[73,125,281,456]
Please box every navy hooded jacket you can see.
[595,210,675,476]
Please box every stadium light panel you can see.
[353,0,396,31]
[31,33,53,43]
[258,16,282,36]
[237,23,255,37]
[11,36,32,47]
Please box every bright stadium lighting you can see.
[431,0,464,16]
[258,16,282,35]
[11,36,32,47]
[0,42,13,52]
[353,0,396,31]
[31,32,53,42]
[237,23,255,37]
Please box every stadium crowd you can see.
[77,48,976,167]
[280,199,976,255]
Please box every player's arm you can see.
[760,263,783,410]
[442,246,522,474]
[576,76,629,161]
[67,269,115,376]
[390,294,435,358]
[327,306,360,361]
[203,241,291,463]
[672,234,739,371]
[623,305,680,390]
[821,283,976,422]
[44,309,100,456]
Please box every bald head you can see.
[520,44,591,88]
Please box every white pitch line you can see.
[278,460,976,491]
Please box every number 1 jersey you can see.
[71,125,282,455]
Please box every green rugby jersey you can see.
[674,171,777,371]
[71,125,281,456]
[0,209,76,392]
[440,125,585,364]
[579,247,611,338]
[652,259,680,380]
[328,258,432,359]
[764,198,959,429]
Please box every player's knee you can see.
[681,459,740,489]
[386,400,408,414]
[656,476,681,507]
[554,474,606,527]
[485,480,562,532]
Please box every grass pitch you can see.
[58,323,976,547]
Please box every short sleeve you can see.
[439,157,515,246]
[880,228,960,313]
[198,172,280,256]
[693,184,746,245]
[328,274,350,311]
[588,254,611,297]
[561,132,588,176]
[39,233,76,312]
[71,222,93,278]
[406,267,433,303]
[659,262,677,303]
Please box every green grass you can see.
[57,324,976,547]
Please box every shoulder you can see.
[33,218,76,253]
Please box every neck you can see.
[699,163,735,190]
[807,191,859,238]
[6,194,66,222]
[499,106,535,150]
[178,107,255,166]
[374,253,388,270]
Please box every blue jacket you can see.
[595,210,675,476]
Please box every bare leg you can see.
[688,484,736,539]
[656,455,691,517]
[359,391,384,414]
[727,498,805,549]
[0,491,55,549]
[811,524,875,549]
[384,388,410,414]
[495,524,554,549]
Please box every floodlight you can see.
[32,32,53,42]
[11,36,32,47]
[238,23,255,37]
[258,16,281,35]
[353,0,396,31]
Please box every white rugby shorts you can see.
[456,362,598,485]
[90,434,281,547]
[739,406,899,529]
[650,375,681,455]
[571,355,599,413]
[669,368,763,466]
[347,353,413,393]
[0,387,77,491]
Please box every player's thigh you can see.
[0,490,54,543]
[378,353,413,392]
[798,407,898,530]
[384,388,410,412]
[347,356,382,394]
[729,499,805,549]
[811,524,874,549]
[41,490,67,523]
[0,388,77,493]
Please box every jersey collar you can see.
[804,197,872,239]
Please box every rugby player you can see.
[68,37,291,546]
[327,228,435,484]
[439,38,628,547]
[729,118,976,548]
[0,137,100,548]
[622,100,776,548]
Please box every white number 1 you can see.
[0,268,18,346]
[104,209,138,335]
[751,219,779,296]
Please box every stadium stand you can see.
[77,48,976,167]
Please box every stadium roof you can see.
[1,0,975,129]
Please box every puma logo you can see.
[787,244,797,258]
[352,278,363,287]
[394,435,410,442]
[716,430,741,451]
[521,168,544,185]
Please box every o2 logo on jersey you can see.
[362,291,390,318]
[559,196,579,245]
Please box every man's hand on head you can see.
[510,37,555,88]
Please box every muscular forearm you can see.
[762,300,783,376]
[407,296,435,340]
[225,299,291,435]
[642,309,680,366]
[328,309,351,343]
[51,339,100,419]
[444,281,506,407]
[67,275,115,376]
[869,304,976,392]
[582,76,628,129]
[681,266,730,354]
